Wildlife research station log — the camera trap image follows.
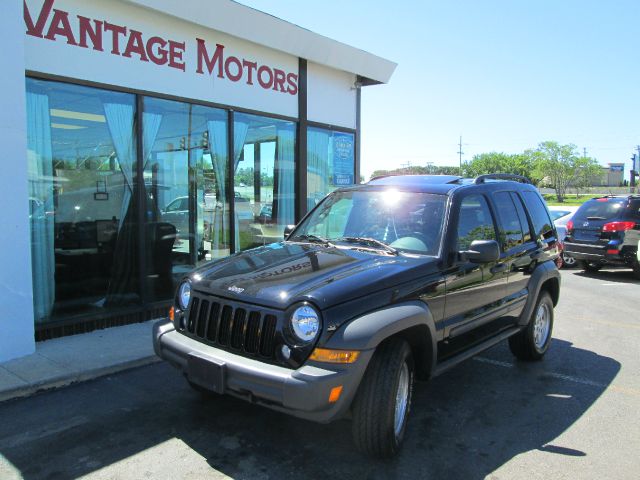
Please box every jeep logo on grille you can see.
[227,285,244,294]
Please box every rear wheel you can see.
[632,259,640,280]
[509,291,554,361]
[351,338,414,458]
[579,260,602,273]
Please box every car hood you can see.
[189,242,439,310]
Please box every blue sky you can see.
[236,0,640,179]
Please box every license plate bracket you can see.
[187,352,226,394]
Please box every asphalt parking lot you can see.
[0,267,638,480]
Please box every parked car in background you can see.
[548,206,579,268]
[563,195,640,278]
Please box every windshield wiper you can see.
[290,234,334,247]
[337,236,398,255]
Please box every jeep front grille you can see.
[182,293,279,359]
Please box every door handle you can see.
[490,263,508,274]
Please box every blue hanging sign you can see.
[332,133,354,185]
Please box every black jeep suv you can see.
[153,174,561,458]
[563,195,640,278]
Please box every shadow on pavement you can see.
[0,338,620,480]
[574,267,639,284]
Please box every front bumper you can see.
[153,319,373,423]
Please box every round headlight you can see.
[290,305,320,343]
[178,281,192,310]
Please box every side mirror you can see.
[460,239,500,263]
[284,225,296,239]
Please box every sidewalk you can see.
[0,320,161,403]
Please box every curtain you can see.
[275,127,295,226]
[103,102,137,305]
[142,112,162,168]
[232,120,249,250]
[26,91,55,324]
[208,120,228,254]
[307,129,331,210]
[103,103,136,230]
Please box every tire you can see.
[351,338,414,458]
[562,252,576,268]
[578,260,602,273]
[509,291,554,361]
[632,259,640,280]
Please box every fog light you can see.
[281,345,291,360]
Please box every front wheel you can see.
[351,338,414,458]
[562,252,577,268]
[509,291,554,361]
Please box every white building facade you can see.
[1,0,396,361]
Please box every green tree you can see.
[530,141,581,202]
[572,156,602,197]
[462,152,535,180]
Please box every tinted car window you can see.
[572,198,628,222]
[522,191,554,240]
[494,192,524,250]
[457,194,496,250]
[510,192,533,243]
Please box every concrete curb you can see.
[0,355,161,404]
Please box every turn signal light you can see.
[168,306,175,323]
[309,348,360,364]
[602,221,635,232]
[328,385,343,403]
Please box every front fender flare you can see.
[323,301,438,376]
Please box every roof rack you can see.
[474,174,531,185]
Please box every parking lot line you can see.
[473,356,640,398]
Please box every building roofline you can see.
[122,0,397,85]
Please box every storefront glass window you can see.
[233,113,296,250]
[307,127,355,210]
[26,78,138,324]
[143,98,229,302]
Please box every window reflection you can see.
[307,127,355,210]
[143,98,229,301]
[26,78,138,324]
[234,113,296,250]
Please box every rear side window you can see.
[510,192,533,244]
[522,191,554,240]
[493,192,524,250]
[573,198,627,222]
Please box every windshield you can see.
[291,189,447,255]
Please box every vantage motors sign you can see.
[24,0,299,116]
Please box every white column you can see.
[0,0,35,361]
